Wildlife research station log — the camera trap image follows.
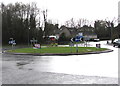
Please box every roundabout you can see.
[2,41,118,84]
[5,47,113,56]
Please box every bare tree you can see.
[77,19,82,28]
[70,18,75,28]
[65,20,70,27]
[65,18,76,28]
[42,9,47,23]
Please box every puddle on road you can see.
[16,61,29,66]
[16,60,35,70]
[16,61,29,69]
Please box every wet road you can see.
[2,41,118,84]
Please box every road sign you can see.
[9,40,16,44]
[34,44,41,49]
[78,33,83,36]
[75,39,80,42]
[75,36,83,42]
[9,38,16,50]
[30,38,38,46]
[76,36,83,39]
[71,36,83,42]
[30,40,37,42]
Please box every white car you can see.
[113,39,120,43]
[113,39,120,48]
[93,39,100,42]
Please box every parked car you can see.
[93,38,100,42]
[113,39,120,43]
[113,39,120,47]
[89,38,100,42]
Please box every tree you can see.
[42,9,48,36]
[58,32,70,44]
[1,2,43,44]
[65,18,91,29]
[94,20,116,40]
[37,27,43,43]
[65,18,76,28]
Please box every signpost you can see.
[83,36,90,47]
[69,42,74,53]
[30,38,38,46]
[76,42,78,53]
[9,38,16,50]
[71,36,83,53]
[75,36,83,53]
[30,38,41,49]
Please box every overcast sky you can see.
[1,0,120,25]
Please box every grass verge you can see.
[8,47,108,54]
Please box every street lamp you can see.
[28,27,30,46]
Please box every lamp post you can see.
[10,38,13,49]
[28,27,30,46]
[111,23,114,43]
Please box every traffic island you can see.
[5,47,113,56]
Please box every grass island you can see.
[7,47,108,54]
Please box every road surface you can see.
[2,41,119,84]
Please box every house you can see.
[57,26,78,38]
[76,25,97,40]
[83,32,97,40]
[52,25,97,40]
[59,26,71,38]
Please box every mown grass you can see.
[8,47,108,54]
